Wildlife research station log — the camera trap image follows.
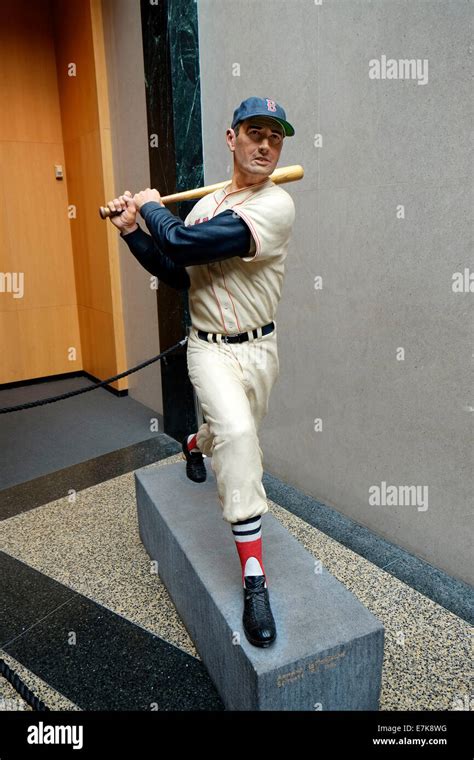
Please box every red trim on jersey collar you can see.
[212,176,273,215]
[221,176,273,199]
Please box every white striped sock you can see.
[231,515,262,542]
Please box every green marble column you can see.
[168,0,204,197]
[140,0,203,441]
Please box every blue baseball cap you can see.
[231,97,295,137]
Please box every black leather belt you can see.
[196,321,275,344]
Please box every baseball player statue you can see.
[107,97,296,648]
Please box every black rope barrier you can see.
[0,658,50,711]
[0,337,188,414]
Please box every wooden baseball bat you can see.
[99,164,304,219]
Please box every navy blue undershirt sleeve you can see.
[138,201,253,266]
[120,225,191,290]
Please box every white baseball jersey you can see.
[183,178,295,334]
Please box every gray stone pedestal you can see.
[135,460,384,710]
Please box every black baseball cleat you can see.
[181,436,207,483]
[242,575,277,648]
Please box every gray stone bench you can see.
[135,460,384,710]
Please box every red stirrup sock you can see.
[231,515,267,588]
[186,433,200,453]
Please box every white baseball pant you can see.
[186,323,279,523]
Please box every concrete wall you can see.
[102,0,163,414]
[196,0,472,585]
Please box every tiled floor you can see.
[0,449,471,711]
